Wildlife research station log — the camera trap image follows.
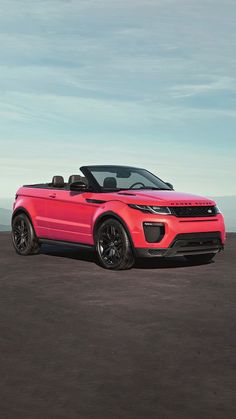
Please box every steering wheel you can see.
[129,182,146,189]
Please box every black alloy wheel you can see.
[96,219,134,270]
[12,213,40,256]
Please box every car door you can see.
[45,188,97,245]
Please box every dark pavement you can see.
[0,232,236,419]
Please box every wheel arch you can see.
[93,211,135,250]
[12,207,37,235]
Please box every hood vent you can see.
[117,192,136,196]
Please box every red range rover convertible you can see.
[12,165,226,270]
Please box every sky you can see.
[0,0,235,200]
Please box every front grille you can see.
[170,206,216,218]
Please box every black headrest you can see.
[52,176,65,187]
[103,177,117,189]
[68,175,84,184]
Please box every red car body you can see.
[13,167,226,256]
[12,165,226,268]
[13,186,226,248]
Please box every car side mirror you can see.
[165,182,174,190]
[70,181,88,192]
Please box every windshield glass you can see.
[86,166,171,191]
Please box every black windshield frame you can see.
[80,165,171,193]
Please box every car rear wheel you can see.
[12,213,40,256]
[96,219,135,270]
[185,253,216,264]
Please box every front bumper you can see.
[125,208,226,249]
[135,232,224,258]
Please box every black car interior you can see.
[68,175,85,184]
[51,176,65,188]
[24,175,88,190]
[49,175,88,189]
[103,177,117,189]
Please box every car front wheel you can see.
[95,219,135,270]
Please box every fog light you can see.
[143,222,165,243]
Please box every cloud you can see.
[170,76,236,98]
[0,0,235,198]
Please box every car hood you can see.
[96,190,216,206]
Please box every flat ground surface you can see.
[0,232,236,419]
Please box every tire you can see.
[184,253,216,264]
[12,213,40,256]
[95,218,135,270]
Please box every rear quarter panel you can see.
[13,187,51,238]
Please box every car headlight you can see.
[128,204,171,215]
[214,205,221,214]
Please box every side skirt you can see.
[39,238,95,251]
